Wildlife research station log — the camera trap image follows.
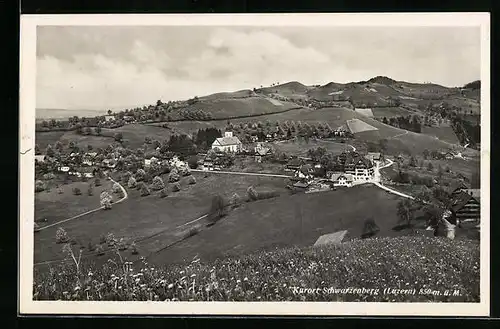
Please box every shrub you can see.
[230,193,241,208]
[188,175,197,185]
[130,241,139,255]
[117,238,128,251]
[55,227,69,244]
[95,244,105,256]
[151,176,165,191]
[168,171,180,183]
[94,178,102,186]
[361,218,380,239]
[127,176,137,188]
[72,187,82,196]
[87,241,95,252]
[159,188,168,198]
[140,182,151,196]
[35,180,46,193]
[172,183,181,192]
[247,186,259,201]
[42,173,56,180]
[184,226,199,238]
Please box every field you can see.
[273,139,352,156]
[35,178,114,225]
[100,124,172,149]
[33,236,479,302]
[421,126,460,144]
[371,107,415,118]
[149,185,414,266]
[35,131,68,150]
[186,96,300,119]
[34,172,289,268]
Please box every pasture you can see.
[33,172,289,268]
[35,178,114,226]
[35,131,67,150]
[421,126,460,144]
[371,107,415,118]
[273,139,352,156]
[149,185,414,266]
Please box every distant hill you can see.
[463,80,481,90]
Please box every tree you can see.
[168,170,180,183]
[180,166,191,176]
[151,176,165,191]
[100,191,113,209]
[55,227,70,244]
[45,144,55,157]
[172,182,181,192]
[35,180,46,193]
[94,178,102,187]
[127,176,137,188]
[140,182,151,196]
[397,199,416,228]
[159,188,168,198]
[112,183,121,194]
[230,193,241,208]
[247,186,259,201]
[208,195,228,223]
[409,156,417,167]
[87,184,94,196]
[437,164,443,178]
[144,136,152,144]
[114,132,123,143]
[135,169,146,181]
[95,126,102,136]
[422,149,429,160]
[361,218,380,238]
[188,175,197,185]
[188,155,199,169]
[122,171,132,183]
[427,162,434,171]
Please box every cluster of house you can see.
[144,155,189,171]
[35,151,118,179]
[287,151,382,191]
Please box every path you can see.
[317,139,356,152]
[191,169,292,178]
[37,176,128,231]
[370,159,415,200]
[387,130,409,140]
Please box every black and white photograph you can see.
[19,13,490,316]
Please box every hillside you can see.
[150,185,410,265]
[34,235,480,302]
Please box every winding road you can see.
[36,176,128,231]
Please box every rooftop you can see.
[314,230,348,247]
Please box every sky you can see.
[36,26,481,111]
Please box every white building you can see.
[329,173,354,187]
[211,132,242,153]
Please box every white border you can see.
[19,13,490,316]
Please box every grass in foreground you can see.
[33,236,479,302]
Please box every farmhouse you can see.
[254,142,272,163]
[445,152,455,160]
[329,173,354,187]
[104,115,115,122]
[447,181,469,197]
[365,152,381,162]
[285,158,304,172]
[211,132,242,153]
[450,191,480,225]
[169,156,188,170]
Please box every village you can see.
[34,121,480,238]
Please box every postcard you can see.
[19,13,490,316]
